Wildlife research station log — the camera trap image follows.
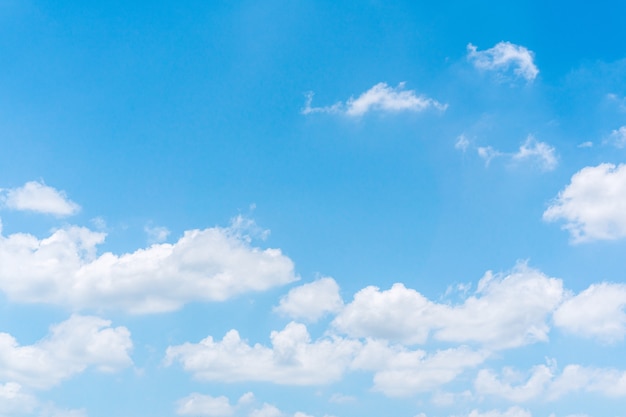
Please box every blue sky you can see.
[1,1,626,417]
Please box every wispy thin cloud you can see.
[467,42,539,82]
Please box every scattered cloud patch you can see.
[0,181,80,217]
[333,263,563,349]
[476,137,557,171]
[607,126,626,148]
[458,407,532,417]
[467,42,539,81]
[0,218,297,313]
[0,315,132,389]
[543,163,626,242]
[455,134,471,152]
[177,393,237,416]
[302,83,447,117]
[274,277,343,322]
[145,224,170,244]
[553,282,626,342]
[577,141,593,148]
[165,322,361,385]
[475,362,555,402]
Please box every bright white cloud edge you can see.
[0,181,80,217]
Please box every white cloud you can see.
[0,218,297,313]
[455,134,471,152]
[352,340,487,397]
[577,141,593,148]
[607,126,626,148]
[144,224,170,244]
[274,277,343,322]
[553,283,626,342]
[0,181,80,217]
[543,163,626,242]
[511,136,558,171]
[249,404,282,417]
[328,393,355,404]
[0,315,132,389]
[302,83,447,117]
[475,363,555,402]
[477,137,557,171]
[333,263,564,349]
[467,42,539,81]
[165,322,361,385]
[177,393,235,416]
[0,382,37,416]
[459,407,532,417]
[474,362,626,402]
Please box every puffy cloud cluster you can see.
[0,315,133,389]
[0,221,297,314]
[333,263,564,349]
[543,163,626,242]
[467,42,539,81]
[302,82,447,116]
[0,181,80,217]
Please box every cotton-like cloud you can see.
[0,383,37,416]
[475,362,626,401]
[352,340,487,397]
[543,163,626,242]
[0,218,297,313]
[0,181,80,217]
[477,137,557,171]
[475,364,554,402]
[553,283,626,342]
[274,277,343,322]
[176,393,247,416]
[0,315,132,389]
[302,82,447,117]
[165,322,361,385]
[467,42,539,81]
[333,263,564,349]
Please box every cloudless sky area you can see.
[1,1,626,417]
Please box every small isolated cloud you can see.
[577,141,593,148]
[467,42,539,81]
[543,163,626,242]
[0,217,297,313]
[477,137,557,171]
[553,282,626,342]
[607,126,626,148]
[328,393,356,404]
[302,82,447,117]
[176,393,236,416]
[0,315,132,390]
[145,224,170,244]
[274,277,343,322]
[165,322,361,385]
[511,136,558,171]
[0,181,80,216]
[455,134,471,152]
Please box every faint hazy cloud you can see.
[302,82,447,117]
[467,42,539,81]
[0,181,80,216]
[477,136,557,171]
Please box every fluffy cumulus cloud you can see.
[543,163,626,242]
[0,181,80,217]
[475,362,626,402]
[274,277,343,322]
[607,126,626,148]
[0,382,37,416]
[176,392,250,416]
[333,263,563,349]
[0,219,297,313]
[302,82,447,116]
[0,315,132,389]
[553,283,626,342]
[467,42,539,81]
[352,340,487,397]
[165,322,361,385]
